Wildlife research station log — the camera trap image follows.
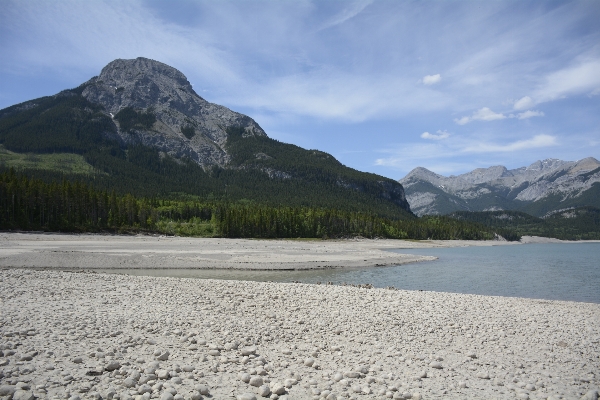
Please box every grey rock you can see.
[0,385,16,396]
[258,385,271,397]
[12,390,35,400]
[249,376,264,387]
[106,361,121,371]
[80,58,266,169]
[237,394,257,400]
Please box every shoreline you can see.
[1,268,598,400]
[1,231,597,272]
[2,232,588,272]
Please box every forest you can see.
[448,209,600,240]
[0,169,502,240]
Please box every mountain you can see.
[399,158,600,216]
[0,57,412,219]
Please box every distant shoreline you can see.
[0,232,598,272]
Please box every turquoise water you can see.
[99,243,600,304]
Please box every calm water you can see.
[98,243,600,304]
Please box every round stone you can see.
[258,385,271,397]
[249,376,264,387]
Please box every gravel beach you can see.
[1,268,599,400]
[1,233,599,400]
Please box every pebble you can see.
[238,394,257,400]
[258,385,271,397]
[250,376,264,387]
[0,265,598,400]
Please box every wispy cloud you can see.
[455,107,506,125]
[462,134,557,153]
[317,0,374,31]
[516,110,544,120]
[421,130,449,140]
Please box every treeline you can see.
[448,209,600,240]
[0,170,502,240]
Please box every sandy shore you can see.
[1,269,599,400]
[0,233,525,271]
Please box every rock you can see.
[344,371,360,379]
[73,357,83,364]
[238,394,257,400]
[194,385,209,396]
[161,392,174,400]
[0,385,16,396]
[156,370,169,380]
[271,383,286,395]
[476,371,490,379]
[240,373,251,383]
[304,358,315,367]
[13,390,35,400]
[123,378,136,388]
[170,377,182,384]
[581,391,599,400]
[258,385,271,397]
[241,347,257,356]
[182,366,194,372]
[189,391,202,400]
[156,350,170,361]
[283,379,296,388]
[138,385,152,394]
[429,361,442,369]
[458,381,467,388]
[249,376,264,387]
[332,373,343,382]
[106,361,122,371]
[419,371,427,379]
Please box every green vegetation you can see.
[448,208,600,240]
[114,107,156,132]
[0,92,414,219]
[0,145,98,175]
[181,125,195,139]
[0,169,500,240]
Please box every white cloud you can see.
[455,107,506,125]
[422,74,441,85]
[462,134,557,153]
[513,96,534,110]
[454,116,471,125]
[535,59,600,103]
[517,110,544,120]
[421,130,449,140]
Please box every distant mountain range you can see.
[0,57,412,218]
[399,158,600,217]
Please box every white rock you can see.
[237,394,257,400]
[249,376,264,387]
[258,385,271,397]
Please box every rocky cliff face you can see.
[399,158,600,216]
[80,57,266,167]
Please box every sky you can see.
[1,0,599,180]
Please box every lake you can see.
[98,242,600,304]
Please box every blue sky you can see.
[1,0,599,179]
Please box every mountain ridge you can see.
[399,157,600,216]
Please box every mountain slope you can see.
[399,158,600,216]
[0,57,412,219]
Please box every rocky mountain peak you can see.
[80,57,266,168]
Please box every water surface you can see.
[97,242,600,303]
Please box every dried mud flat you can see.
[0,233,460,271]
[1,268,599,400]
